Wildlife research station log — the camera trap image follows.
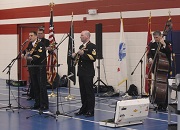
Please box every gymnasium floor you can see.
[0,79,176,130]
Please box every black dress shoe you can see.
[74,111,86,116]
[84,112,94,117]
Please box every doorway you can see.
[18,23,44,82]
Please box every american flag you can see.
[47,9,57,85]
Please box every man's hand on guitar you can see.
[77,50,84,55]
[148,58,153,64]
[21,54,25,59]
[71,53,76,58]
[24,51,32,61]
[46,46,53,51]
[26,56,33,61]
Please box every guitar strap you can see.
[26,40,39,65]
[29,40,39,55]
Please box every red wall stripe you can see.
[0,16,179,35]
[0,24,17,34]
[0,0,179,20]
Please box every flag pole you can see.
[117,12,128,91]
[65,12,75,100]
[144,11,152,94]
[168,10,175,76]
[48,2,57,97]
[168,9,171,18]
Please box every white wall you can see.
[43,32,148,93]
[0,35,18,80]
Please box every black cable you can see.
[108,104,116,108]
[64,108,80,115]
[95,97,109,103]
[8,88,29,109]
[57,88,69,114]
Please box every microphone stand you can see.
[1,58,17,112]
[55,34,73,119]
[131,47,149,97]
[41,33,72,120]
[0,39,28,112]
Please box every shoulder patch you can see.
[38,47,42,52]
[92,49,96,55]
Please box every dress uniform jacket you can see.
[24,41,47,71]
[147,40,172,64]
[77,41,96,76]
[40,38,50,48]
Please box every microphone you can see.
[21,39,29,46]
[67,33,74,41]
[131,72,134,75]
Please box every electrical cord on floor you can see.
[57,88,66,114]
[48,100,82,108]
[63,108,80,115]
[108,104,116,108]
[95,97,109,103]
[9,89,30,109]
[56,89,82,115]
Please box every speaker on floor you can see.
[95,23,103,59]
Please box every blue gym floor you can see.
[0,79,177,130]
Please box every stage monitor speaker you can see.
[99,98,149,127]
[95,23,103,59]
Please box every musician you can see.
[72,30,96,117]
[147,30,172,111]
[148,30,172,67]
[25,28,50,101]
[22,31,49,110]
[37,27,50,49]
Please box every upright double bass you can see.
[150,51,170,104]
[148,19,172,105]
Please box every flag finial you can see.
[71,12,74,21]
[120,12,122,19]
[168,10,171,18]
[148,11,152,24]
[49,2,55,11]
